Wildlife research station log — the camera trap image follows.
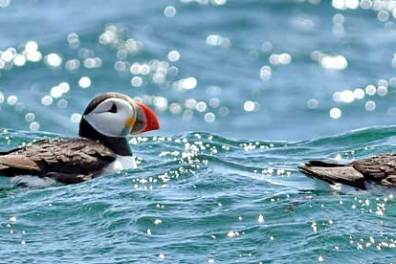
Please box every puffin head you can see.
[79,92,159,156]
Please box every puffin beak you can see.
[127,101,160,134]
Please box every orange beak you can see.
[134,101,160,133]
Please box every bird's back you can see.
[300,154,396,188]
[0,137,116,184]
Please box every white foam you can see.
[11,175,57,188]
[103,155,138,174]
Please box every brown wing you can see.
[0,138,116,184]
[352,154,396,186]
[299,161,365,188]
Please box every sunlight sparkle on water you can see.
[70,113,82,123]
[259,65,272,81]
[196,101,207,112]
[153,96,168,111]
[307,98,319,109]
[45,53,62,67]
[13,54,26,67]
[332,0,359,10]
[67,33,80,49]
[257,214,265,224]
[243,101,257,112]
[333,90,354,104]
[212,0,227,5]
[25,113,35,122]
[0,0,11,8]
[41,95,53,106]
[65,59,80,71]
[29,121,40,131]
[164,5,176,17]
[167,50,180,62]
[227,230,240,238]
[206,34,231,48]
[365,85,376,96]
[365,100,376,111]
[131,76,143,87]
[50,86,64,98]
[1,48,15,62]
[79,76,92,89]
[204,112,216,123]
[377,85,388,96]
[7,95,18,106]
[269,53,292,65]
[353,88,365,100]
[177,77,197,90]
[330,107,342,119]
[320,55,348,70]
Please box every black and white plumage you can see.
[300,154,396,189]
[0,92,159,185]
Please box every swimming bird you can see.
[299,155,396,189]
[0,92,159,185]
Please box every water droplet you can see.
[13,54,26,67]
[41,95,53,106]
[0,0,11,8]
[78,76,91,89]
[258,214,265,224]
[167,50,180,62]
[7,95,18,106]
[259,65,272,81]
[164,5,176,17]
[307,98,319,109]
[131,76,143,87]
[70,113,82,123]
[25,113,35,122]
[29,122,40,131]
[320,55,348,70]
[329,107,342,119]
[365,100,376,111]
[45,53,62,67]
[204,112,216,123]
[243,101,256,112]
[177,77,197,90]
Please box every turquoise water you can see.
[2,128,396,263]
[1,0,396,263]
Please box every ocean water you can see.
[1,0,396,263]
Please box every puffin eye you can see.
[109,103,117,113]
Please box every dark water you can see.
[1,0,396,263]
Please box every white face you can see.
[83,98,136,137]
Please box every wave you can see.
[0,126,395,193]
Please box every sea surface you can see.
[1,0,396,263]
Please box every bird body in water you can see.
[300,154,396,189]
[0,92,159,186]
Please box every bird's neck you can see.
[79,118,132,156]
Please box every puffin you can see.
[300,155,396,189]
[0,92,159,185]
